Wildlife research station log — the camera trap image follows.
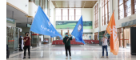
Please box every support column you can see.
[68,30,69,36]
[61,30,63,37]
[48,0,52,43]
[48,0,51,17]
[51,38,53,42]
[118,28,121,47]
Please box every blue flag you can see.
[71,16,85,44]
[30,6,63,39]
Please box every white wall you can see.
[7,0,29,14]
[81,8,92,21]
[28,2,38,17]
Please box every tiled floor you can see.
[7,44,136,60]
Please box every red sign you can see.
[32,34,39,35]
[8,40,14,42]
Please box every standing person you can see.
[63,33,72,59]
[23,32,31,59]
[19,36,23,51]
[21,36,24,51]
[7,44,9,59]
[101,31,108,58]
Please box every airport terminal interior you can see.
[6,0,136,60]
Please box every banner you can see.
[71,16,85,44]
[30,6,63,39]
[106,12,119,55]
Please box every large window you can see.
[63,9,68,20]
[94,3,98,28]
[55,8,81,20]
[101,0,110,26]
[118,0,136,20]
[69,9,74,20]
[132,0,136,14]
[55,9,61,20]
[76,9,81,20]
[118,0,124,19]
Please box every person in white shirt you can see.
[101,31,108,58]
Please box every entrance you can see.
[117,28,130,48]
[117,25,136,48]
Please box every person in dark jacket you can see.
[63,33,72,59]
[7,44,9,59]
[19,36,23,51]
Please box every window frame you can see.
[118,0,136,20]
[101,0,110,26]
[94,3,98,28]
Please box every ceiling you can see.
[7,5,33,24]
[52,1,97,8]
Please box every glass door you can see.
[7,27,14,53]
[13,28,19,51]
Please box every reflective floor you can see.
[7,44,136,60]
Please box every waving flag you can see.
[71,16,85,44]
[30,6,63,39]
[106,12,119,55]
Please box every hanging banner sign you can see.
[7,18,15,24]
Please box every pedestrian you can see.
[19,36,23,51]
[101,31,108,58]
[23,32,31,59]
[63,33,72,59]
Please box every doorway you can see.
[124,28,131,48]
[118,27,131,48]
